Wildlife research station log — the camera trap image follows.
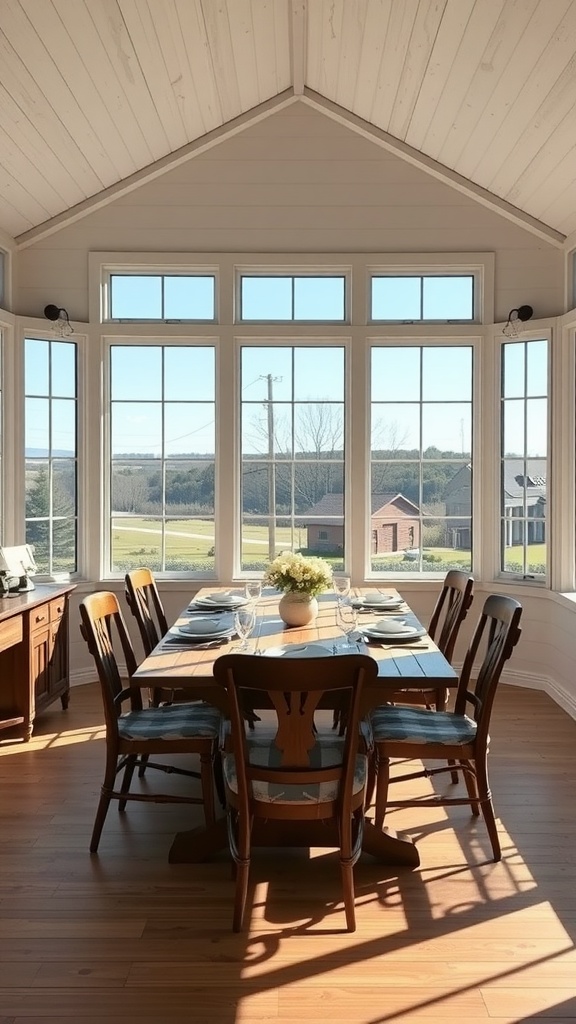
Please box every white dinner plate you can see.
[263,643,333,659]
[170,622,234,641]
[352,595,404,611]
[193,593,248,609]
[361,621,427,641]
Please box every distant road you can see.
[113,523,271,546]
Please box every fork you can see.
[379,642,429,650]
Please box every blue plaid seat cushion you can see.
[370,705,477,746]
[118,701,221,741]
[223,738,367,804]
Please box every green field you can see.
[110,518,545,572]
[111,517,306,567]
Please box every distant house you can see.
[445,459,546,548]
[303,493,420,554]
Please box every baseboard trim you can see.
[501,667,576,720]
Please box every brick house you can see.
[304,493,421,554]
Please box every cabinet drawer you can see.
[0,615,23,651]
[30,605,50,631]
[50,598,67,622]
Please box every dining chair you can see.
[390,569,474,712]
[368,594,522,861]
[124,568,170,707]
[79,591,222,853]
[213,651,378,933]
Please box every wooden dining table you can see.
[131,587,458,868]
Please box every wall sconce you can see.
[502,304,533,338]
[44,304,74,337]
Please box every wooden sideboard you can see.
[0,584,76,742]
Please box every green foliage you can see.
[26,466,76,573]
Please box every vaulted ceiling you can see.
[2,0,576,247]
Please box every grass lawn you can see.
[110,519,546,571]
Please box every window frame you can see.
[22,333,81,581]
[367,337,475,580]
[368,254,493,326]
[498,333,550,583]
[235,336,349,575]
[235,266,351,324]
[103,336,218,580]
[98,260,219,324]
[86,249,576,594]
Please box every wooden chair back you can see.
[369,594,522,860]
[214,652,377,819]
[124,568,168,657]
[428,569,474,663]
[79,591,141,736]
[454,593,522,743]
[215,651,378,930]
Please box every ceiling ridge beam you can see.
[301,89,565,249]
[290,0,306,95]
[15,90,299,249]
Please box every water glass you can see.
[333,574,351,598]
[335,597,358,652]
[233,605,257,652]
[245,580,262,602]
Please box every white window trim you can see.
[89,252,220,324]
[235,265,351,324]
[80,250,573,592]
[16,325,85,583]
[365,334,477,581]
[367,252,494,325]
[102,334,219,581]
[492,326,551,587]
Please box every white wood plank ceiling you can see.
[2,0,576,245]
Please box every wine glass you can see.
[245,579,262,602]
[233,605,257,652]
[335,597,358,652]
[333,574,351,598]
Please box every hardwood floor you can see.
[0,682,575,1023]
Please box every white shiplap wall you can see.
[15,105,563,321]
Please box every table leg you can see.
[168,815,419,866]
[361,819,420,866]
[168,817,227,863]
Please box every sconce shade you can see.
[516,304,534,322]
[44,304,62,321]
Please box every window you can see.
[240,345,345,570]
[371,275,474,321]
[239,275,346,321]
[24,338,78,575]
[370,345,473,574]
[108,273,215,321]
[108,344,215,575]
[500,339,548,577]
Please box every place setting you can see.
[358,615,428,647]
[163,616,235,650]
[187,590,249,612]
[351,591,407,614]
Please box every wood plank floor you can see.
[0,682,575,1023]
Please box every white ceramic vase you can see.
[278,592,319,628]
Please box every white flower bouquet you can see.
[263,551,333,597]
